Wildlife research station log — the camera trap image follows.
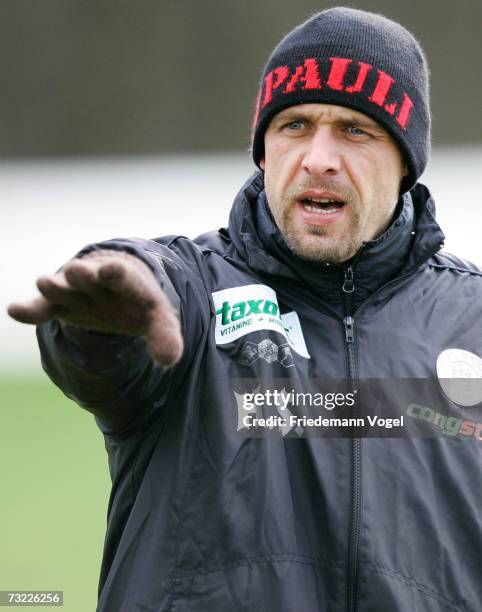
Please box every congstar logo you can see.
[212,284,310,359]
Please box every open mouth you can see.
[300,197,346,215]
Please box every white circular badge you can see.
[436,348,482,406]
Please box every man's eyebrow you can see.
[337,114,383,130]
[272,109,384,131]
[271,110,306,123]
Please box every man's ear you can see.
[259,157,265,170]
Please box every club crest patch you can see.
[436,348,482,406]
[212,284,310,358]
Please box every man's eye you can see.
[285,120,304,130]
[347,125,366,136]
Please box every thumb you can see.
[144,302,184,367]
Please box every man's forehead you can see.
[272,104,382,128]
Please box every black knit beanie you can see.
[251,7,430,194]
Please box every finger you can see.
[7,296,64,325]
[97,259,156,302]
[37,274,90,307]
[97,260,129,289]
[145,305,184,367]
[63,259,100,293]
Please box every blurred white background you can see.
[2,146,481,373]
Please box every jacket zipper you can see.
[339,262,429,612]
[342,266,361,612]
[300,262,426,611]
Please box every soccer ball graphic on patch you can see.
[258,339,279,364]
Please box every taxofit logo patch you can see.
[212,284,310,359]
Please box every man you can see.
[8,7,481,612]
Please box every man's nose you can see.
[301,128,342,177]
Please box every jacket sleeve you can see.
[36,236,209,435]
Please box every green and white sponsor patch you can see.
[212,284,310,358]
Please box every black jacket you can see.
[37,172,482,612]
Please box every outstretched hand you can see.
[7,250,184,367]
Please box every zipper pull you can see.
[342,266,355,293]
[344,316,354,343]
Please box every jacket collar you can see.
[228,171,445,313]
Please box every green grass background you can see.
[0,376,111,611]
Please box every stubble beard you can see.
[270,182,363,264]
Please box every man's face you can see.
[260,103,407,263]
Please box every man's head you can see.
[251,7,430,263]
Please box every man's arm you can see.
[8,246,185,434]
